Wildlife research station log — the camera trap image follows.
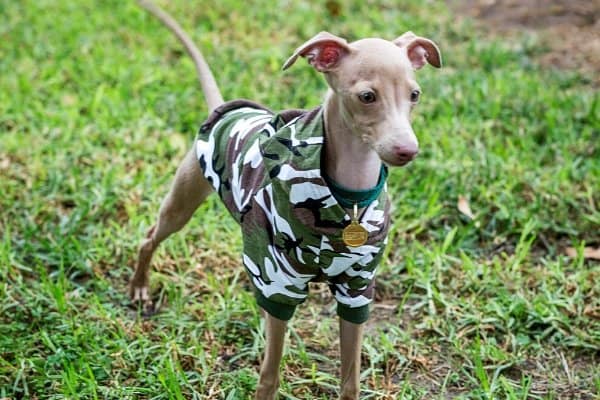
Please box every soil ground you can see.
[453,0,600,85]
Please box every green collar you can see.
[323,164,388,209]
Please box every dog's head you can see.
[283,31,441,166]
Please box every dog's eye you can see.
[411,89,421,103]
[358,91,376,104]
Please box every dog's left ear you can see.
[394,31,442,69]
[283,31,352,72]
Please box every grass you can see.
[1,0,598,398]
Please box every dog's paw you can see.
[130,285,150,302]
[129,283,155,315]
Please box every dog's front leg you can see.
[255,311,287,400]
[339,319,364,400]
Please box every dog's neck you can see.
[322,91,382,191]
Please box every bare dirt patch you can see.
[453,0,600,84]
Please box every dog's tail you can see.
[138,0,224,113]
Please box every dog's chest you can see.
[196,101,390,275]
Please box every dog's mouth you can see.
[382,154,417,167]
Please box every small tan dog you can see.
[131,1,441,398]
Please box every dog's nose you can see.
[394,145,419,162]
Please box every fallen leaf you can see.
[457,195,475,220]
[61,93,78,106]
[0,156,10,170]
[565,247,600,260]
[407,353,431,368]
[584,305,600,319]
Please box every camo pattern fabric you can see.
[195,100,390,323]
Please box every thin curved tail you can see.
[138,0,224,113]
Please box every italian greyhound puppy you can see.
[131,1,441,399]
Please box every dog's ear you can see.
[393,31,442,69]
[283,31,352,72]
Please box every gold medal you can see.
[342,204,368,247]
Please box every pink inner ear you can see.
[320,45,341,68]
[306,43,343,72]
[408,45,427,70]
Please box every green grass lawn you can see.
[1,0,598,398]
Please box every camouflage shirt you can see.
[196,100,390,323]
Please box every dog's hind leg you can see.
[255,311,288,400]
[129,147,213,309]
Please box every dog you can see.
[130,1,441,398]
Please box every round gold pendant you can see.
[342,221,369,247]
